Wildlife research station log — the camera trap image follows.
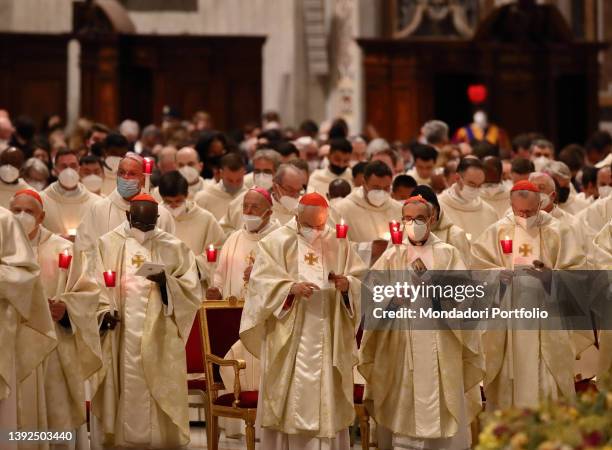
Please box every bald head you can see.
[482,156,503,184]
[297,204,328,230]
[273,164,307,201]
[128,200,159,231]
[10,194,44,237]
[328,179,351,199]
[529,172,555,195]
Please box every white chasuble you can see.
[91,224,201,449]
[241,219,367,447]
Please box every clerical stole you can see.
[512,226,541,267]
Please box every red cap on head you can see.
[511,180,540,193]
[299,192,328,208]
[14,189,43,207]
[403,195,428,205]
[249,186,273,205]
[130,193,158,204]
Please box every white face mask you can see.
[105,156,121,174]
[81,174,103,193]
[279,195,299,212]
[598,185,612,199]
[367,189,389,207]
[165,203,186,218]
[540,193,553,209]
[129,227,155,244]
[0,164,19,184]
[14,211,36,235]
[460,185,481,202]
[253,173,274,190]
[300,226,322,244]
[474,111,488,128]
[405,221,429,242]
[532,156,551,172]
[515,212,539,229]
[481,183,503,196]
[307,160,319,173]
[58,167,80,189]
[27,180,47,192]
[243,214,264,232]
[179,165,200,184]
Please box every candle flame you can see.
[63,249,69,256]
[340,218,345,226]
[68,228,76,236]
[504,235,510,240]
[106,270,113,275]
[208,244,214,251]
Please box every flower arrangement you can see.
[477,376,612,450]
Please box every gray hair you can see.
[422,120,449,145]
[273,163,301,185]
[297,203,327,215]
[543,160,571,180]
[402,197,433,217]
[529,171,555,193]
[22,157,49,179]
[366,138,390,158]
[253,149,281,170]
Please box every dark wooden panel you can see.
[0,33,69,127]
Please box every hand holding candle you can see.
[389,220,400,234]
[103,270,117,287]
[206,244,217,262]
[336,218,348,239]
[500,235,513,254]
[58,249,72,269]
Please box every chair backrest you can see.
[185,309,205,374]
[199,300,245,384]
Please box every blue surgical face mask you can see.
[117,177,140,199]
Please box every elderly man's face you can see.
[118,158,145,186]
[10,195,44,230]
[298,206,328,231]
[274,169,306,199]
[243,190,271,218]
[402,202,432,224]
[511,192,540,218]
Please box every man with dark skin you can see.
[1,147,31,208]
[0,147,25,173]
[328,178,351,201]
[100,199,165,330]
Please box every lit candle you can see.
[68,228,77,237]
[206,244,217,263]
[336,218,348,239]
[143,157,155,175]
[391,229,403,245]
[389,220,400,234]
[58,249,72,269]
[500,235,513,254]
[103,270,117,288]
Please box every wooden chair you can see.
[198,300,257,450]
[185,309,208,422]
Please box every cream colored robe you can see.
[559,191,591,216]
[307,168,353,196]
[0,207,56,443]
[91,224,201,449]
[334,187,402,242]
[193,180,247,221]
[481,184,511,219]
[75,189,175,270]
[41,182,99,236]
[0,179,32,209]
[359,235,483,447]
[470,212,588,410]
[100,167,116,197]
[577,195,612,237]
[592,221,612,379]
[431,210,471,265]
[240,220,367,440]
[438,187,498,243]
[19,228,101,450]
[214,219,279,436]
[171,200,225,285]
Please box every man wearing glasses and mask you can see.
[91,193,201,450]
[359,195,482,450]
